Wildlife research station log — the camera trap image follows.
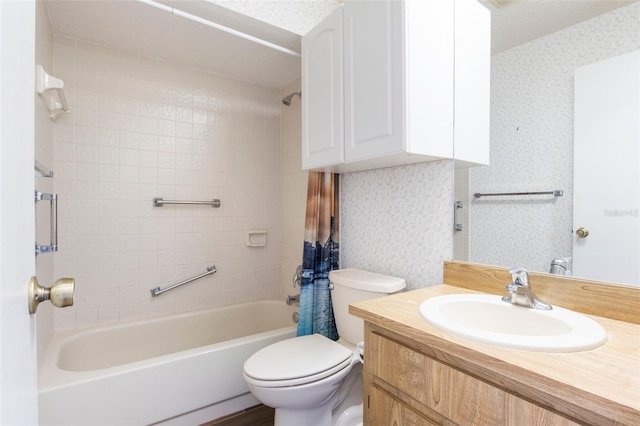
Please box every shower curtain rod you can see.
[136,0,301,58]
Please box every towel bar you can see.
[153,197,221,208]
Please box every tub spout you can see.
[286,294,300,305]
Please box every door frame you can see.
[0,0,39,423]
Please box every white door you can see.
[0,0,40,423]
[573,50,640,286]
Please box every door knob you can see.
[28,276,74,314]
[576,227,590,238]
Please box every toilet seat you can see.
[244,334,354,388]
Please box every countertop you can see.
[350,284,640,425]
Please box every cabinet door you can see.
[453,0,491,166]
[302,7,344,170]
[343,0,404,163]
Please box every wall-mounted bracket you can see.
[36,65,70,120]
[454,201,464,231]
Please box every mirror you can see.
[454,1,640,286]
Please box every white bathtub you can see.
[38,300,297,425]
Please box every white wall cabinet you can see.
[302,0,490,173]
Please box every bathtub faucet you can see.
[286,294,300,305]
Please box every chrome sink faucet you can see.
[501,268,552,310]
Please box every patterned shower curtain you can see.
[297,172,340,341]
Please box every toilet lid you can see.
[244,334,353,385]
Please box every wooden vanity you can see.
[350,261,640,425]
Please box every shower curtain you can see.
[297,172,340,341]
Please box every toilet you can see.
[243,268,406,426]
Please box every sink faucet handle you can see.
[503,267,552,311]
[509,267,530,287]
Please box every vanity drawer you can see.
[369,386,439,426]
[369,332,504,425]
[367,331,581,426]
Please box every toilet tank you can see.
[329,269,406,345]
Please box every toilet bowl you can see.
[243,269,406,426]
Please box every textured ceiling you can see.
[478,0,637,53]
[44,0,638,89]
[44,0,308,88]
[208,0,343,35]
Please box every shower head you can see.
[282,91,302,106]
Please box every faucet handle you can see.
[292,265,303,288]
[509,267,530,287]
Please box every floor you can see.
[201,405,275,426]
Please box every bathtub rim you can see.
[39,299,297,391]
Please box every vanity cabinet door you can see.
[365,326,586,426]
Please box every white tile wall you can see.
[52,36,284,330]
[279,79,308,297]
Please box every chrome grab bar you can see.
[150,265,216,297]
[35,191,58,255]
[153,197,221,208]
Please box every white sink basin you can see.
[419,294,607,352]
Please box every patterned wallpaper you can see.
[466,2,640,273]
[341,160,454,290]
